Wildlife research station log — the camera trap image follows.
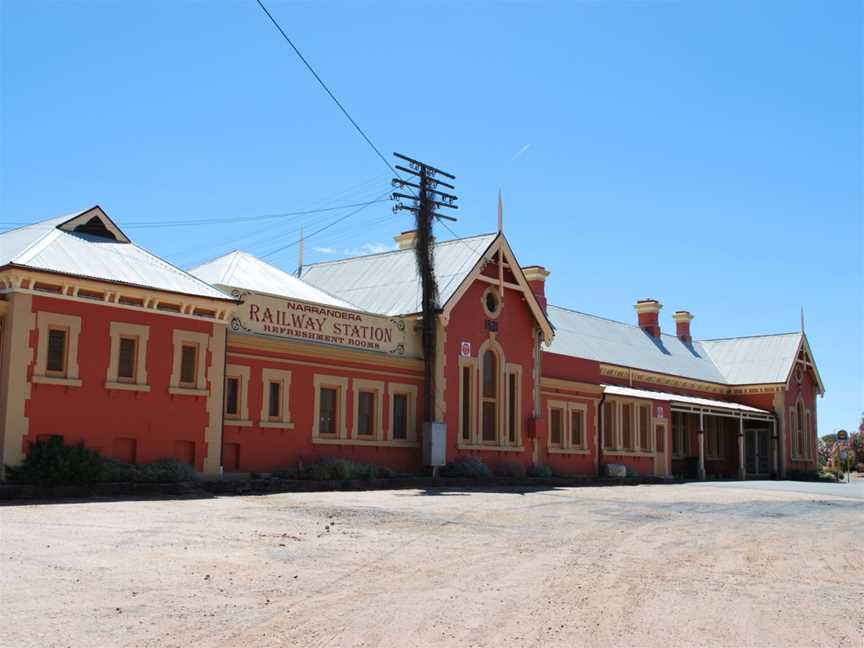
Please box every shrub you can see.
[439,456,491,479]
[297,458,393,481]
[103,459,139,482]
[494,460,526,479]
[135,458,197,483]
[526,464,553,479]
[7,437,105,485]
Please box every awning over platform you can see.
[601,385,774,422]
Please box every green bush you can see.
[439,456,491,479]
[134,459,197,483]
[7,436,104,485]
[526,464,553,478]
[296,458,394,481]
[494,460,526,478]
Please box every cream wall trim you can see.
[773,389,786,477]
[599,364,727,395]
[202,327,225,477]
[34,311,81,381]
[260,367,293,429]
[0,269,235,323]
[0,293,34,474]
[387,382,418,442]
[456,444,525,453]
[480,285,503,318]
[105,382,149,392]
[227,350,421,381]
[351,378,384,440]
[475,275,523,292]
[32,375,82,387]
[440,234,554,344]
[546,400,588,453]
[106,321,149,387]
[313,438,419,448]
[458,355,478,444]
[312,374,348,439]
[477,336,507,447]
[505,362,523,446]
[227,334,423,371]
[170,329,209,391]
[540,377,604,395]
[169,386,208,396]
[225,364,251,422]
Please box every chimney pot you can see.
[394,230,418,250]
[673,310,694,344]
[634,299,662,337]
[522,265,550,311]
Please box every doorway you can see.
[744,428,770,477]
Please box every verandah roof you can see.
[601,385,774,422]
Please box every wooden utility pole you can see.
[391,153,458,423]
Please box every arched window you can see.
[481,349,498,442]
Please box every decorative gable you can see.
[57,206,130,243]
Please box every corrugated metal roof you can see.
[700,333,802,385]
[188,251,354,308]
[602,385,771,414]
[546,305,728,383]
[0,208,232,301]
[299,233,497,316]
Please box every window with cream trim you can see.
[313,374,347,439]
[106,322,149,390]
[388,383,418,443]
[34,312,81,386]
[170,330,208,394]
[260,368,293,428]
[351,379,384,440]
[547,400,588,453]
[224,364,251,425]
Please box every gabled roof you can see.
[0,206,231,301]
[188,251,354,308]
[546,305,728,384]
[547,305,820,390]
[700,332,823,390]
[299,233,498,316]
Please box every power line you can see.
[253,0,400,179]
[259,189,391,259]
[122,198,388,228]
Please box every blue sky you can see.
[1,1,861,435]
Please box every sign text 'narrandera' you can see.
[231,292,407,355]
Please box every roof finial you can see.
[497,189,503,233]
[800,305,805,334]
[297,227,304,277]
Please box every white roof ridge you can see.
[699,331,801,343]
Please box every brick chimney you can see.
[673,310,694,344]
[522,265,550,311]
[394,230,417,250]
[634,299,662,337]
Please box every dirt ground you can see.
[1,482,862,648]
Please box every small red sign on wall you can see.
[460,341,471,357]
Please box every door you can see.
[744,429,769,477]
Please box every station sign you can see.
[228,289,413,356]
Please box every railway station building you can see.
[0,206,825,480]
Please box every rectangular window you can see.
[571,409,584,449]
[319,387,338,436]
[180,344,197,386]
[461,366,472,442]
[508,373,517,444]
[117,337,137,382]
[225,377,239,416]
[357,391,375,436]
[621,403,633,450]
[46,328,67,375]
[655,423,665,453]
[672,412,687,458]
[639,404,651,451]
[268,381,281,419]
[603,401,616,449]
[550,407,564,446]
[393,393,408,440]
